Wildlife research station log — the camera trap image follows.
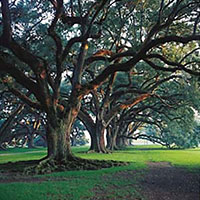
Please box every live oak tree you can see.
[79,59,200,152]
[0,80,86,150]
[153,77,200,148]
[120,97,200,149]
[79,72,150,153]
[112,75,200,149]
[13,109,46,148]
[79,70,180,153]
[143,106,200,149]
[0,0,200,172]
[0,91,46,149]
[0,90,26,149]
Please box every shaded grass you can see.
[0,145,200,200]
[0,180,95,200]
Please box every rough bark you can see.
[95,121,108,153]
[79,109,109,153]
[116,125,129,149]
[46,108,77,161]
[87,120,108,153]
[106,125,119,151]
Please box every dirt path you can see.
[140,162,200,200]
[90,162,200,200]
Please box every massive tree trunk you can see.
[89,131,108,153]
[78,110,109,153]
[116,132,132,148]
[46,105,79,161]
[46,122,71,160]
[86,121,108,153]
[106,125,119,151]
[25,106,80,173]
[26,106,124,174]
[90,120,108,153]
[79,120,109,153]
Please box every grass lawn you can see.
[0,145,199,200]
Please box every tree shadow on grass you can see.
[0,160,39,173]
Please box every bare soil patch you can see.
[140,162,200,200]
[89,162,200,200]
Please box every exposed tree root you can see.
[24,156,128,175]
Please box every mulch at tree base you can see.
[139,162,200,200]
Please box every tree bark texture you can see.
[46,106,79,161]
[89,120,108,153]
[79,110,108,153]
[106,125,119,151]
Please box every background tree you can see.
[121,76,200,148]
[0,90,47,149]
[70,120,88,146]
[0,90,24,149]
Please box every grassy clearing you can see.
[0,145,199,200]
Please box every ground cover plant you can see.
[0,145,199,200]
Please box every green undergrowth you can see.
[0,145,200,200]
